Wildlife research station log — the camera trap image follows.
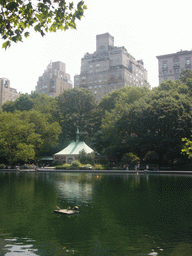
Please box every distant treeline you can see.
[1,70,192,168]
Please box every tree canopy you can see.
[0,101,62,163]
[1,79,192,168]
[98,83,192,166]
[0,111,41,164]
[0,0,87,48]
[56,87,98,147]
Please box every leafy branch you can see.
[181,137,192,158]
[0,0,87,48]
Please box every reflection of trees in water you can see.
[170,243,192,256]
[1,173,192,255]
[54,173,104,202]
[56,179,93,202]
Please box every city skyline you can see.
[0,0,192,94]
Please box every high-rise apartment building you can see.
[36,61,72,97]
[156,50,192,84]
[0,78,20,108]
[74,33,149,101]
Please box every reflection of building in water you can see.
[56,179,93,202]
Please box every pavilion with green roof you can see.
[53,129,94,164]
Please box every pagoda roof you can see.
[54,141,94,156]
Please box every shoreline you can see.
[1,168,192,175]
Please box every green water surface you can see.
[0,172,192,256]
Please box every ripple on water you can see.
[3,237,38,256]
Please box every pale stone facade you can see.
[74,33,149,101]
[156,50,192,84]
[36,61,72,97]
[0,78,20,108]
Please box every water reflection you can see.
[55,176,93,202]
[1,172,192,255]
[2,237,38,256]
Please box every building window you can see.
[174,68,179,73]
[186,59,191,65]
[163,63,167,69]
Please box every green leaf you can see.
[24,31,30,38]
[19,21,25,29]
[2,40,10,49]
[69,2,74,10]
[49,24,57,32]
[6,2,18,11]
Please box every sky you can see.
[0,0,192,94]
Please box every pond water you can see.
[0,171,192,256]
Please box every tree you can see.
[56,88,98,146]
[100,88,192,166]
[30,91,59,121]
[96,86,150,159]
[179,70,192,84]
[121,152,140,166]
[2,93,34,112]
[0,109,62,164]
[143,151,159,165]
[98,86,150,114]
[78,149,94,164]
[1,99,16,112]
[2,91,58,121]
[0,0,87,48]
[19,109,62,156]
[181,138,192,158]
[15,93,34,111]
[0,111,41,164]
[156,79,189,94]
